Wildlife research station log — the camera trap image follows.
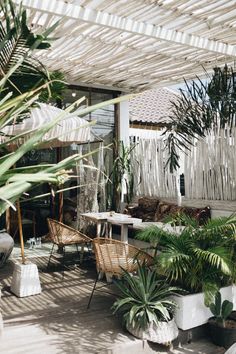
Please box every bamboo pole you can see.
[16,200,26,264]
[6,208,10,234]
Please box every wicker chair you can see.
[47,218,92,270]
[87,237,154,308]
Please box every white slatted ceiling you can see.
[10,0,236,92]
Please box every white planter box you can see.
[0,287,2,337]
[11,262,41,298]
[173,286,233,330]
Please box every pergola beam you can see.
[17,0,236,57]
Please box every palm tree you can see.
[136,215,236,304]
[163,65,236,172]
[0,0,54,96]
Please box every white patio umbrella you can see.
[0,102,92,148]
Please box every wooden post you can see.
[59,188,63,223]
[16,200,26,264]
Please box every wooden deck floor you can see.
[0,245,226,354]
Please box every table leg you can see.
[108,223,112,238]
[121,224,129,243]
[97,221,102,237]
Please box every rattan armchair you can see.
[87,237,154,308]
[47,218,92,270]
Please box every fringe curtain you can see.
[184,127,236,201]
[130,137,178,198]
[76,142,106,229]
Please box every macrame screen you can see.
[76,142,106,230]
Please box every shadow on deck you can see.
[0,245,226,354]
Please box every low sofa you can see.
[124,197,211,225]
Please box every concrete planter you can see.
[127,319,179,344]
[11,262,41,298]
[173,286,234,330]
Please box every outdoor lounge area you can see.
[2,0,236,353]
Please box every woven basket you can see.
[126,319,178,344]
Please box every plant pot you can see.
[208,319,236,349]
[10,262,41,297]
[173,286,233,330]
[0,287,3,337]
[126,319,178,344]
[0,231,14,268]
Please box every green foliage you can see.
[39,71,67,103]
[112,263,183,330]
[209,291,233,327]
[163,65,236,172]
[0,0,56,98]
[136,215,236,303]
[163,212,198,227]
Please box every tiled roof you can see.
[129,88,178,125]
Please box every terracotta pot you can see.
[126,319,178,344]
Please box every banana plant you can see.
[0,90,133,215]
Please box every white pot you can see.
[11,262,41,298]
[0,287,2,337]
[173,285,233,330]
[126,319,178,344]
[231,284,236,309]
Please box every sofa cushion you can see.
[138,197,160,212]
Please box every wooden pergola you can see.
[14,0,236,92]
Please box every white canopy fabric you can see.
[12,0,236,92]
[1,103,91,148]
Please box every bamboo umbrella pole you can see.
[6,208,10,234]
[16,200,26,264]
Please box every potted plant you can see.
[112,263,182,344]
[208,291,236,349]
[136,215,236,330]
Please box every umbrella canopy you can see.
[1,103,92,148]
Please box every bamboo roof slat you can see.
[5,0,235,91]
